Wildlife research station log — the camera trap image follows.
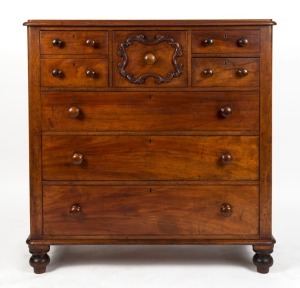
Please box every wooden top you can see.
[23,19,276,27]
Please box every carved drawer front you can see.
[42,136,259,181]
[113,31,187,87]
[43,185,259,236]
[40,31,108,55]
[42,91,259,132]
[41,59,108,87]
[192,58,259,87]
[192,30,260,54]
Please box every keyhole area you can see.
[224,61,227,66]
[149,188,152,193]
[73,34,76,39]
[224,34,228,39]
[149,139,152,144]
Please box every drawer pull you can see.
[220,152,232,165]
[237,69,248,77]
[86,69,96,78]
[68,106,81,118]
[203,69,213,77]
[52,69,63,77]
[219,106,232,118]
[70,204,81,216]
[52,39,63,47]
[144,53,157,65]
[221,203,233,217]
[203,38,214,46]
[72,152,84,165]
[86,39,96,47]
[238,38,249,47]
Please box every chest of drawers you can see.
[24,19,276,274]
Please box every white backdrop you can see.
[0,0,299,287]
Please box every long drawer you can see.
[42,136,259,181]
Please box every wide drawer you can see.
[41,59,108,87]
[40,31,108,55]
[192,30,260,54]
[43,185,259,236]
[42,91,259,132]
[42,136,259,181]
[192,58,259,87]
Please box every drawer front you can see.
[42,136,259,181]
[41,59,108,87]
[42,91,259,132]
[43,185,259,236]
[113,31,187,87]
[40,31,108,55]
[192,30,260,54]
[192,58,259,87]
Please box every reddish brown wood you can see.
[253,244,274,274]
[29,245,50,274]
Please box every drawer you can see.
[42,136,259,181]
[192,30,260,54]
[42,91,259,132]
[113,31,187,87]
[41,59,108,87]
[192,58,259,87]
[43,185,259,236]
[40,31,108,55]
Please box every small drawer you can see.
[42,136,259,181]
[192,58,259,88]
[41,59,108,87]
[40,31,108,55]
[43,185,259,236]
[192,30,260,54]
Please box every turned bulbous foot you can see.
[253,245,274,274]
[29,245,50,274]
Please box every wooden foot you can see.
[29,245,50,274]
[253,245,274,274]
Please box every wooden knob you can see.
[86,69,96,78]
[220,152,232,165]
[52,69,63,77]
[144,53,156,65]
[86,39,96,47]
[237,69,248,77]
[221,203,232,217]
[70,204,81,216]
[219,106,232,118]
[68,106,80,118]
[238,38,249,47]
[203,69,213,77]
[72,153,83,165]
[52,39,63,47]
[203,38,214,46]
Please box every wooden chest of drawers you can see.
[24,19,276,274]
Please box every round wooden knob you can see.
[237,69,248,77]
[68,106,80,118]
[203,38,214,45]
[52,69,63,77]
[86,69,96,78]
[203,69,213,77]
[52,39,63,47]
[220,152,233,165]
[221,203,232,217]
[72,152,83,165]
[70,204,81,216]
[238,38,249,47]
[86,39,96,47]
[144,53,156,65]
[220,106,232,118]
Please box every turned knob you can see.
[52,69,63,77]
[203,38,214,46]
[72,152,83,165]
[220,152,233,165]
[86,39,96,47]
[68,106,80,118]
[219,106,232,118]
[238,38,249,47]
[144,53,156,65]
[203,69,213,77]
[86,69,96,78]
[221,203,233,217]
[70,204,81,216]
[52,39,63,47]
[237,69,248,77]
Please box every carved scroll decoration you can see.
[118,34,183,84]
